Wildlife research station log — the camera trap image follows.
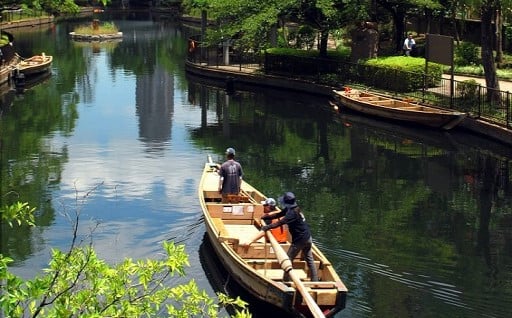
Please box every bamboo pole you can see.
[265,231,325,318]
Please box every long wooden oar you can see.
[265,231,325,318]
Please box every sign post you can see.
[425,34,454,107]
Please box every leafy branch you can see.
[0,185,251,317]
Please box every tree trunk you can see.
[319,29,328,57]
[481,3,501,103]
[424,8,431,35]
[377,1,406,53]
[495,8,503,65]
[394,10,406,53]
[451,7,460,44]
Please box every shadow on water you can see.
[199,233,297,318]
[0,70,52,116]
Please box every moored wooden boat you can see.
[198,156,348,317]
[15,53,53,76]
[332,88,467,130]
[0,55,20,86]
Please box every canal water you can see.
[1,12,512,318]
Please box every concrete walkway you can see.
[444,74,512,93]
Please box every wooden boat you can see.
[332,88,467,130]
[198,156,348,318]
[15,53,53,76]
[0,55,20,86]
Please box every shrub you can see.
[363,56,443,92]
[454,42,480,66]
[295,25,316,50]
[457,79,480,109]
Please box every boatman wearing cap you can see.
[218,147,243,203]
[241,192,318,282]
[261,198,288,243]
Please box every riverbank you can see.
[185,60,512,146]
[0,7,95,30]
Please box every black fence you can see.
[187,36,262,71]
[187,38,512,129]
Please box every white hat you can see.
[261,198,276,207]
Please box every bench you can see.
[256,268,308,281]
[211,217,228,236]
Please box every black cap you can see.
[279,192,296,205]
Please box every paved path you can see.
[445,74,512,92]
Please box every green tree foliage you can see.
[0,201,250,317]
[0,201,35,227]
[377,0,443,52]
[454,42,480,66]
[182,0,360,55]
[19,0,79,15]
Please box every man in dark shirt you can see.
[241,192,318,281]
[218,147,243,202]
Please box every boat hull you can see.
[15,54,53,76]
[333,89,466,130]
[199,160,347,317]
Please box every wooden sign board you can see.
[426,34,454,66]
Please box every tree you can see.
[480,0,502,102]
[296,0,368,56]
[0,199,250,317]
[182,0,365,56]
[376,0,443,53]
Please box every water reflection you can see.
[1,14,512,318]
[186,74,512,317]
[136,68,174,145]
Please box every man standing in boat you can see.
[218,147,243,203]
[242,192,319,282]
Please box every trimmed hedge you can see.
[363,56,444,92]
[263,49,443,92]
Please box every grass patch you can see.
[73,21,119,35]
[452,64,512,80]
[0,34,10,46]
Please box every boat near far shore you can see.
[14,53,53,76]
[332,88,467,130]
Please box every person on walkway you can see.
[218,147,243,203]
[403,33,415,56]
[241,192,319,282]
[261,197,288,243]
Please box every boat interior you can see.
[339,90,441,112]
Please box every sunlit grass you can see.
[0,34,10,46]
[73,21,119,35]
[453,64,512,80]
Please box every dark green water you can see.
[1,12,511,318]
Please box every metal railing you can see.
[186,39,512,129]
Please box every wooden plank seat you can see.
[356,96,384,101]
[256,268,308,281]
[371,100,396,106]
[298,281,337,289]
[398,106,424,111]
[212,217,228,236]
[206,203,261,219]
